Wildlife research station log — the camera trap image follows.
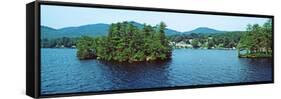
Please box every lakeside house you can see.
[170,41,193,48]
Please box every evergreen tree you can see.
[76,21,172,62]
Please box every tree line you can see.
[237,20,272,58]
[41,20,272,59]
[41,37,77,48]
[76,21,172,62]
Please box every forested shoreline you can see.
[237,20,272,58]
[41,37,77,48]
[41,32,242,50]
[41,20,272,60]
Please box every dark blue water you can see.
[41,48,272,95]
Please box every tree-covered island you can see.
[76,21,172,62]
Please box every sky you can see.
[41,5,270,32]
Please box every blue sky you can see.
[41,5,270,32]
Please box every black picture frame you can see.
[26,0,274,98]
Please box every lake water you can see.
[41,48,272,95]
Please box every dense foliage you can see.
[237,20,272,57]
[41,20,272,59]
[76,21,172,62]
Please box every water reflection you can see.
[97,60,173,90]
[41,48,272,95]
[237,58,273,82]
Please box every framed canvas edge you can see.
[31,0,274,98]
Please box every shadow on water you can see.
[96,59,174,90]
[237,58,273,81]
[238,58,273,69]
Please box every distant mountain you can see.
[41,21,181,39]
[41,23,109,39]
[183,27,224,34]
[59,23,109,36]
[41,21,230,39]
[41,26,59,39]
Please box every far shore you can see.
[41,47,237,50]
